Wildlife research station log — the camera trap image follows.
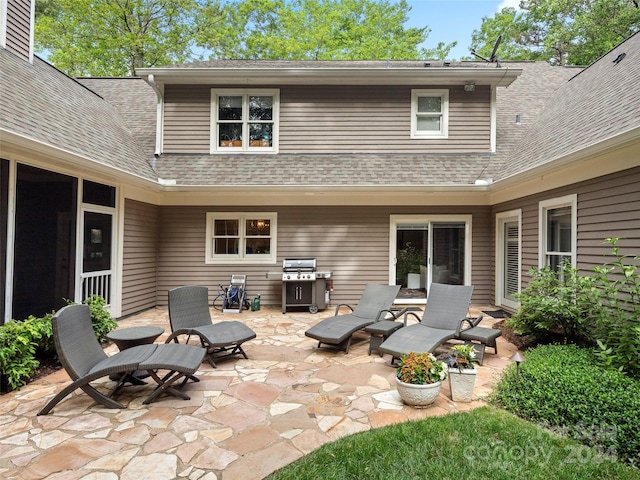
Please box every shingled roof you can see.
[494,31,640,182]
[0,50,157,182]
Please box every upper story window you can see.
[539,194,577,270]
[205,212,277,264]
[211,89,280,153]
[411,89,449,139]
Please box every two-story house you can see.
[2,0,640,323]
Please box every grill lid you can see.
[283,258,316,271]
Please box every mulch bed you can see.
[491,319,536,351]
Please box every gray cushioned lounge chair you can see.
[166,285,257,367]
[38,304,205,415]
[378,283,475,360]
[304,284,402,353]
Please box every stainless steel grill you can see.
[268,258,332,314]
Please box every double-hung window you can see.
[411,89,449,138]
[206,212,277,264]
[211,89,279,152]
[539,195,577,270]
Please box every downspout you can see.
[146,74,164,156]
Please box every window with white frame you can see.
[411,89,449,138]
[205,212,277,264]
[539,195,577,270]
[211,89,279,152]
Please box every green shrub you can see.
[0,313,53,390]
[591,238,640,377]
[491,344,640,466]
[506,260,599,343]
[81,294,117,342]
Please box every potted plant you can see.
[446,344,478,402]
[395,351,447,407]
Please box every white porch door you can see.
[496,211,521,310]
[390,215,471,303]
[79,208,114,306]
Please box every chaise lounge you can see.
[38,304,205,415]
[304,283,402,353]
[166,285,257,367]
[378,283,476,360]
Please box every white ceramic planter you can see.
[395,377,442,407]
[448,368,477,402]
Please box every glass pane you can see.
[504,222,519,299]
[83,180,115,207]
[219,124,243,146]
[214,219,238,236]
[249,123,273,147]
[549,254,571,272]
[246,238,270,255]
[396,225,427,297]
[547,207,571,253]
[218,96,242,120]
[249,96,273,120]
[432,223,465,285]
[417,116,441,131]
[83,212,112,273]
[246,219,270,236]
[214,238,239,255]
[418,96,441,113]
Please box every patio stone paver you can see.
[0,305,519,479]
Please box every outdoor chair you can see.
[304,284,403,353]
[166,285,257,367]
[38,304,205,415]
[378,283,476,361]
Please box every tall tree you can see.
[470,0,640,65]
[35,0,212,76]
[197,0,432,60]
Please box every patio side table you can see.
[107,326,165,384]
[365,320,403,356]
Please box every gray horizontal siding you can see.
[154,205,493,308]
[5,0,31,61]
[121,199,159,316]
[162,84,491,154]
[493,165,640,292]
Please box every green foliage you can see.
[396,351,447,384]
[470,1,640,65]
[446,343,477,371]
[1,295,115,392]
[491,344,640,465]
[396,242,423,286]
[506,260,598,342]
[79,295,118,343]
[590,238,640,377]
[268,406,638,479]
[0,314,53,390]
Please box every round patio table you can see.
[107,326,164,384]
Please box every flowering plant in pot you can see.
[446,344,478,402]
[395,351,447,407]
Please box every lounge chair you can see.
[304,284,402,353]
[166,285,257,367]
[378,283,475,360]
[38,304,205,415]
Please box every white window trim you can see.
[205,212,277,265]
[538,194,577,268]
[411,89,449,139]
[210,89,280,154]
[495,209,521,309]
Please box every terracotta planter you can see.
[395,377,442,407]
[448,368,477,402]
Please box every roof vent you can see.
[444,61,451,67]
[424,61,431,67]
[612,53,626,65]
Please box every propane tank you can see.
[251,294,261,311]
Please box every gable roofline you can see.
[137,60,522,88]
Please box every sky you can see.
[406,0,521,60]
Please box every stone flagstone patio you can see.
[0,305,518,479]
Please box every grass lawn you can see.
[267,406,639,479]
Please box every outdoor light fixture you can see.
[464,82,475,92]
[511,351,526,384]
[515,114,522,125]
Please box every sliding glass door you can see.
[391,215,471,302]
